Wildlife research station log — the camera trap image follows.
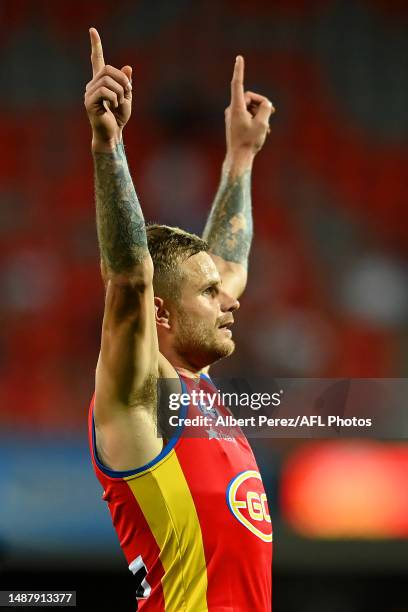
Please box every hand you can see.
[225,56,275,163]
[84,28,133,151]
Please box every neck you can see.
[160,345,208,378]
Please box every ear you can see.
[154,296,171,329]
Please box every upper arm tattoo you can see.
[94,142,148,273]
[202,169,252,268]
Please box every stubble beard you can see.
[174,310,235,368]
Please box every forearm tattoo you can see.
[202,169,253,268]
[93,142,148,273]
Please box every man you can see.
[85,27,274,611]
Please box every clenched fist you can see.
[84,28,132,152]
[225,56,275,162]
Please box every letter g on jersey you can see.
[226,470,273,542]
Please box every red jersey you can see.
[88,372,272,611]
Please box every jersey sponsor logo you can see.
[197,400,219,419]
[226,470,272,542]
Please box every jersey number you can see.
[129,555,151,599]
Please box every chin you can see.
[210,338,236,362]
[177,332,235,368]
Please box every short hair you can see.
[146,224,208,300]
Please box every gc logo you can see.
[227,470,272,542]
[247,491,270,522]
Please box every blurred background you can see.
[0,0,407,610]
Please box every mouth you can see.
[218,320,234,336]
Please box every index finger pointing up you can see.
[89,27,105,77]
[230,55,245,110]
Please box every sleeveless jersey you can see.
[88,372,272,611]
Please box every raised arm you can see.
[202,56,274,299]
[86,30,145,279]
[85,29,161,470]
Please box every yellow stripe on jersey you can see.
[125,449,208,612]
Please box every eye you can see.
[203,286,217,296]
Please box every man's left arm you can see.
[202,56,274,299]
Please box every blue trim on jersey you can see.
[200,372,214,385]
[92,376,189,478]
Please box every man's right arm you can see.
[85,29,161,469]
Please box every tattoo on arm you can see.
[94,142,148,274]
[202,168,252,268]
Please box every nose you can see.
[221,291,240,313]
